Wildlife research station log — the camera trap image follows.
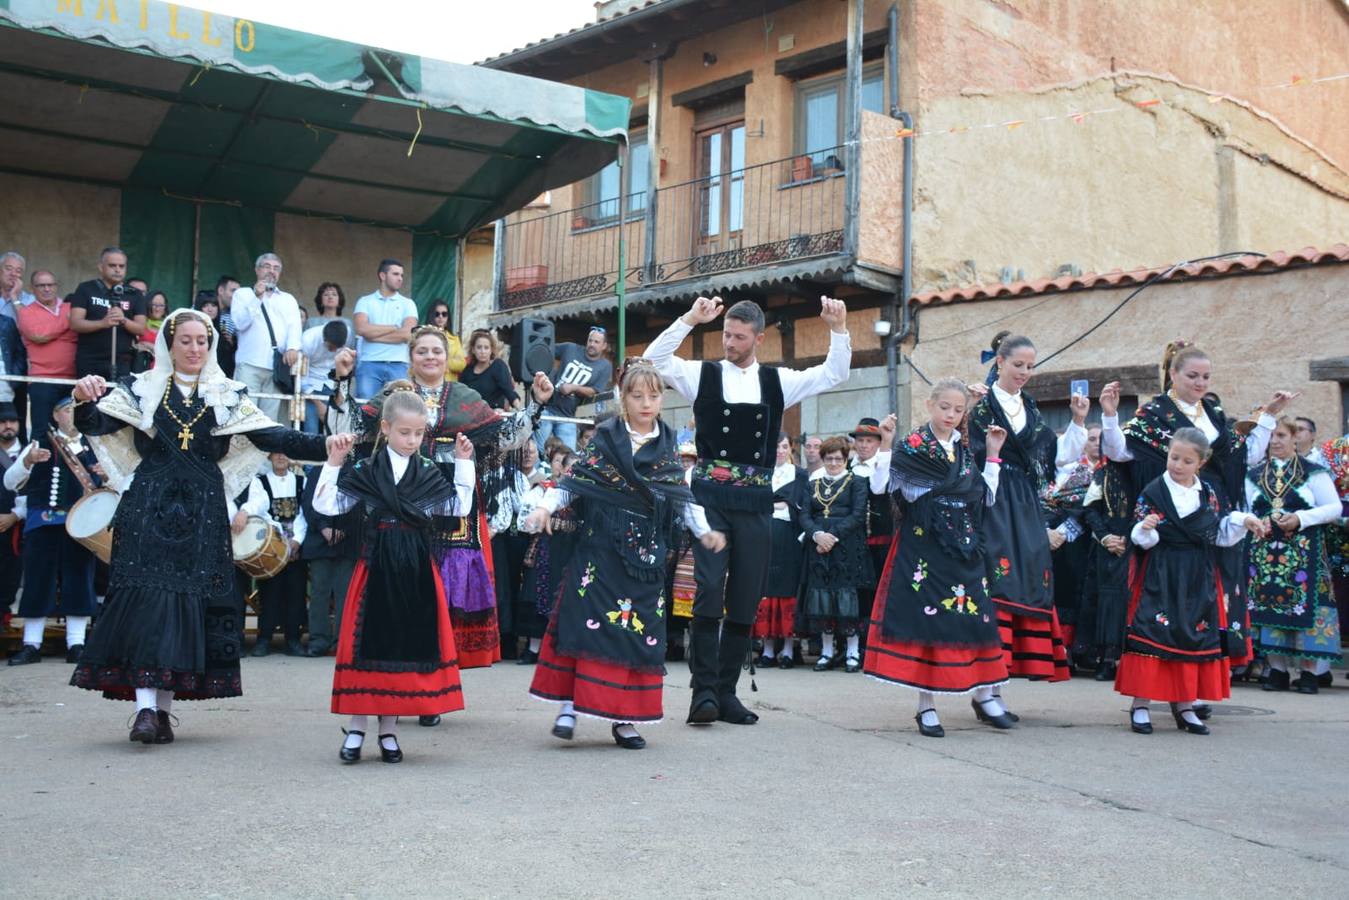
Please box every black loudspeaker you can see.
[511,317,555,382]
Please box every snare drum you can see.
[231,515,290,580]
[66,488,120,563]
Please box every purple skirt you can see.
[434,547,496,616]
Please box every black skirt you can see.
[982,464,1053,620]
[764,517,804,597]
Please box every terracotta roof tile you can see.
[912,244,1349,306]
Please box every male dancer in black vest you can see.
[646,295,850,725]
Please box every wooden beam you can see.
[1309,357,1349,382]
[1027,365,1157,403]
[774,28,889,80]
[670,71,754,109]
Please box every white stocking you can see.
[915,691,939,727]
[845,634,860,659]
[780,638,794,659]
[65,616,89,647]
[344,715,368,749]
[134,688,157,712]
[1131,697,1151,725]
[761,640,776,659]
[614,723,640,739]
[528,637,542,653]
[974,686,1006,716]
[820,632,835,659]
[378,716,399,750]
[1267,654,1289,673]
[22,617,45,648]
[156,690,173,714]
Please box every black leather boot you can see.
[686,616,721,724]
[716,622,758,725]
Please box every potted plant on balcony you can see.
[571,213,591,230]
[790,155,813,182]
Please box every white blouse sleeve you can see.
[684,502,711,538]
[1100,415,1133,462]
[539,486,572,514]
[981,462,1001,505]
[312,463,357,515]
[1131,519,1160,549]
[870,451,892,495]
[1218,511,1252,547]
[441,459,476,516]
[1244,413,1277,466]
[1056,421,1087,468]
[1295,471,1344,530]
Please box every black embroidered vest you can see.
[259,472,305,527]
[691,361,784,512]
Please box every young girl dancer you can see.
[1116,427,1265,735]
[863,380,1012,736]
[754,433,807,668]
[967,333,1088,717]
[524,360,723,749]
[312,390,476,763]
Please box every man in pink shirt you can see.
[17,270,77,433]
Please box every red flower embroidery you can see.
[906,433,923,448]
[709,466,734,483]
[999,557,1010,568]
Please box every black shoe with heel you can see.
[914,709,944,738]
[1295,671,1320,695]
[1169,705,1210,735]
[378,734,403,763]
[611,723,646,750]
[1262,668,1290,692]
[339,729,364,763]
[551,714,575,741]
[1130,708,1153,735]
[418,715,441,727]
[971,697,1015,730]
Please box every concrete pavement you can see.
[2,654,1347,898]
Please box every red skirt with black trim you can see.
[528,625,664,723]
[995,605,1071,682]
[1115,652,1230,702]
[331,560,466,717]
[863,539,1008,693]
[753,596,797,640]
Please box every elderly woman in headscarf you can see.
[68,308,352,746]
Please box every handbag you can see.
[258,300,294,393]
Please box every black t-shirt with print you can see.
[69,279,146,378]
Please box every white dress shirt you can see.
[771,462,797,522]
[312,447,475,517]
[539,423,711,537]
[643,317,851,407]
[1244,458,1342,530]
[869,429,1001,505]
[231,286,302,369]
[244,470,308,546]
[1131,472,1250,549]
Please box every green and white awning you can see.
[0,0,629,237]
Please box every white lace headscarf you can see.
[128,307,249,431]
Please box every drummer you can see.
[246,451,309,657]
[4,397,99,666]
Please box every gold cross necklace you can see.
[161,381,209,450]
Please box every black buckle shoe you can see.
[914,709,944,738]
[340,729,364,763]
[378,734,403,763]
[418,715,441,727]
[611,723,646,750]
[1295,671,1320,694]
[1169,705,1210,735]
[517,648,539,665]
[65,644,84,664]
[778,655,795,670]
[7,645,41,666]
[971,697,1015,729]
[1130,709,1153,735]
[844,655,862,673]
[551,713,575,741]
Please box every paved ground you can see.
[2,652,1347,898]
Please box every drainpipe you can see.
[884,2,915,419]
[843,0,864,259]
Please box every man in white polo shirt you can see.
[231,252,303,423]
[352,258,418,400]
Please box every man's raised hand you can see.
[683,296,724,326]
[820,295,848,333]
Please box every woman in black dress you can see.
[966,333,1089,716]
[458,329,519,410]
[800,435,873,673]
[69,309,344,745]
[754,433,807,668]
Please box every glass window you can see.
[796,65,885,166]
[584,129,647,223]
